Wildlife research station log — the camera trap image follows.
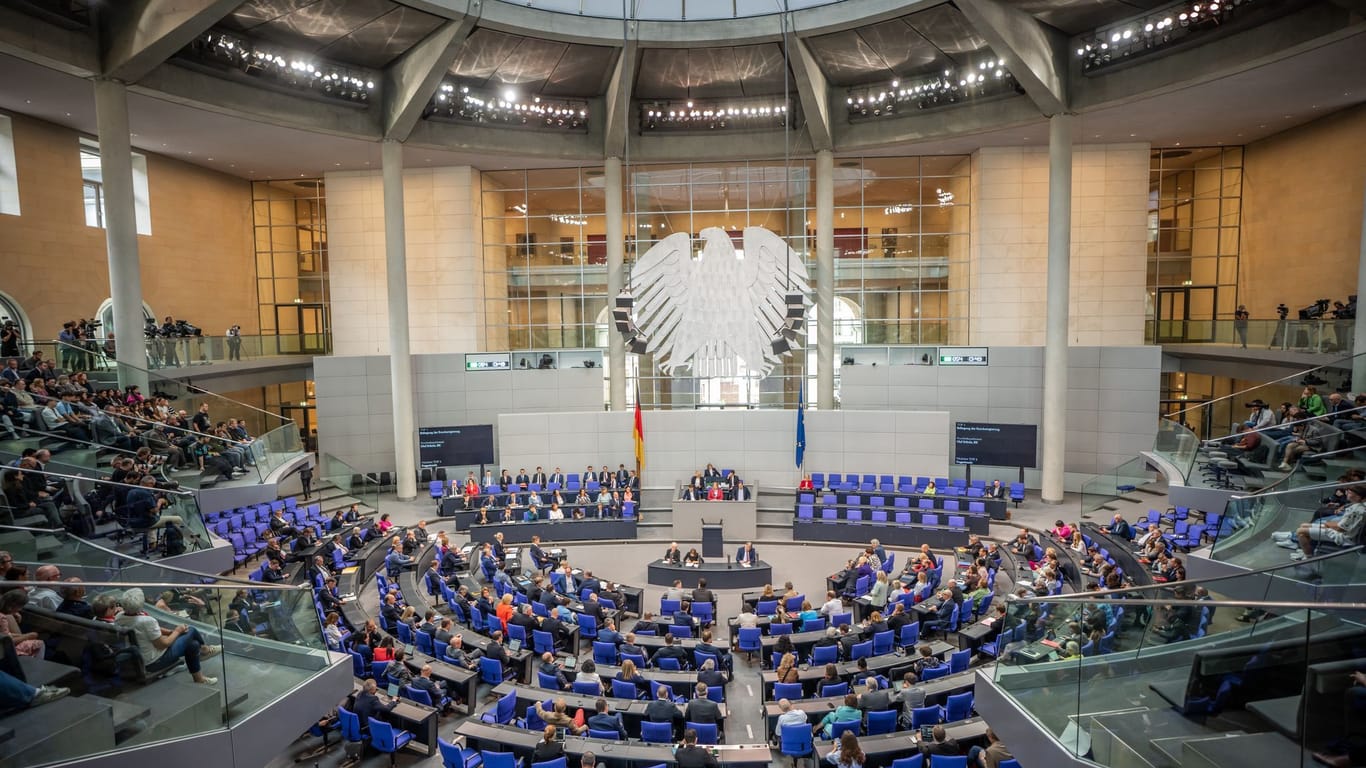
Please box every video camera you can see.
[1275,304,1289,320]
[1298,299,1330,320]
[1333,295,1357,321]
[171,320,202,338]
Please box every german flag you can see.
[633,384,645,474]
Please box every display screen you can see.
[954,422,1038,467]
[417,425,495,469]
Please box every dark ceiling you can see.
[446,29,619,97]
[218,0,446,69]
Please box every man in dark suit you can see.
[317,577,344,612]
[581,466,595,486]
[411,664,452,710]
[616,464,630,487]
[598,465,614,487]
[662,543,683,565]
[586,698,627,739]
[549,467,566,487]
[510,604,539,635]
[597,618,622,647]
[673,601,698,630]
[490,533,507,563]
[443,634,480,669]
[695,629,731,676]
[697,658,727,689]
[352,679,396,729]
[651,634,689,668]
[582,594,606,625]
[736,542,758,566]
[643,685,683,737]
[674,729,720,768]
[684,682,722,725]
[919,724,962,758]
[691,578,715,607]
[581,571,603,597]
[837,624,859,661]
[540,611,570,645]
[539,651,571,690]
[620,632,648,664]
[859,676,892,712]
[532,466,548,486]
[484,630,510,667]
[529,536,552,571]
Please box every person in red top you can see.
[798,474,814,491]
[706,483,724,501]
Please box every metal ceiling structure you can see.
[0,0,1359,176]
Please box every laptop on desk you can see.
[387,683,400,697]
[508,638,523,652]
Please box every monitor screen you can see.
[954,422,1039,468]
[418,425,495,469]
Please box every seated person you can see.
[538,697,588,735]
[644,684,683,737]
[683,547,704,567]
[586,697,627,739]
[815,693,862,738]
[684,681,722,725]
[114,588,220,685]
[1277,485,1366,561]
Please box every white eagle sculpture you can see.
[630,226,810,378]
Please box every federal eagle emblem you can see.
[629,226,810,378]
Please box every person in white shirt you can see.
[775,698,807,735]
[819,591,843,618]
[547,503,564,521]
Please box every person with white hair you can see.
[113,588,220,684]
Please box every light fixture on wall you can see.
[1076,0,1278,72]
[424,80,589,132]
[188,31,375,103]
[845,60,1021,121]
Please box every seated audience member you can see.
[968,727,1014,768]
[986,479,1006,499]
[683,547,704,566]
[114,588,220,685]
[1107,513,1133,540]
[531,725,565,764]
[1276,484,1366,561]
[675,728,720,768]
[815,693,862,738]
[920,724,962,758]
[538,698,588,735]
[826,731,865,768]
[587,697,628,739]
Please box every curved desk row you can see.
[467,518,638,544]
[455,720,775,766]
[646,560,772,589]
[792,519,970,548]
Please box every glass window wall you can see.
[251,180,331,354]
[481,155,971,409]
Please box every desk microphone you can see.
[726,554,731,569]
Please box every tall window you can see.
[0,115,18,216]
[250,180,331,354]
[1147,147,1243,344]
[79,138,152,235]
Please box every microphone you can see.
[726,554,732,569]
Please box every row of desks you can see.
[802,490,1008,520]
[467,518,639,544]
[793,520,970,548]
[757,665,984,732]
[492,681,730,728]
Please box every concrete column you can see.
[815,149,835,410]
[605,156,626,410]
[92,78,148,390]
[1353,177,1366,391]
[1041,114,1073,504]
[381,140,417,501]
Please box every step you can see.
[17,655,81,688]
[1183,731,1311,768]
[117,679,226,747]
[0,693,117,765]
[1089,707,1223,768]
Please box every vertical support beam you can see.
[1041,114,1073,504]
[606,156,626,411]
[382,140,417,501]
[92,78,148,390]
[1353,176,1366,391]
[815,149,835,410]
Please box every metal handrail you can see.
[1010,544,1363,603]
[0,523,302,589]
[1005,594,1366,610]
[1168,350,1363,421]
[1207,404,1366,444]
[3,463,197,497]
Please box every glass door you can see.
[1155,286,1217,343]
[273,303,329,354]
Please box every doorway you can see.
[280,404,315,453]
[273,303,329,354]
[1154,286,1217,343]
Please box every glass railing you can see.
[0,465,212,560]
[1153,417,1201,481]
[317,452,379,514]
[1,524,331,767]
[1210,478,1366,577]
[10,333,329,372]
[1148,317,1356,353]
[1080,456,1159,513]
[991,551,1366,768]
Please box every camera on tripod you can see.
[1298,299,1330,320]
[1332,295,1357,321]
[171,320,202,338]
[1275,304,1289,320]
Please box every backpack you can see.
[162,524,186,556]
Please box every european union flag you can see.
[795,384,806,469]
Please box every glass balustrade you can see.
[0,525,332,767]
[990,552,1366,768]
[1079,456,1160,514]
[9,333,329,372]
[1148,317,1356,353]
[0,465,212,562]
[1210,477,1366,576]
[317,452,379,515]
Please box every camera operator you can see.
[144,319,164,369]
[1270,304,1289,350]
[1233,305,1249,349]
[159,317,180,367]
[226,324,242,361]
[0,319,19,358]
[1332,298,1356,352]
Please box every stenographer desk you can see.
[646,560,772,589]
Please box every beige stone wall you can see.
[969,142,1150,346]
[1240,105,1366,317]
[0,112,254,341]
[325,166,485,356]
